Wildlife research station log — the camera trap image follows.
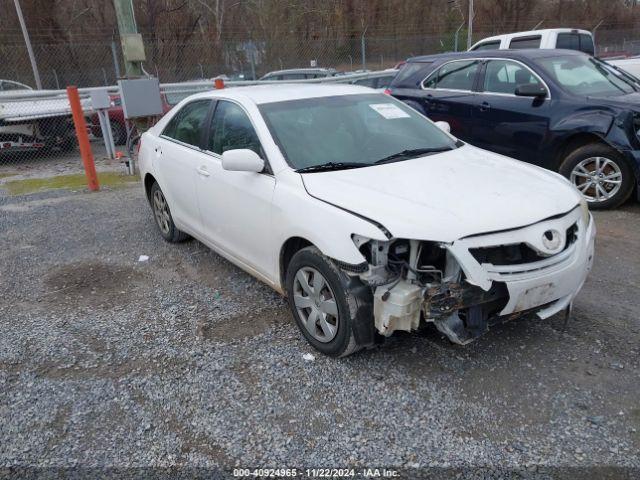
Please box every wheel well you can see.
[555,133,608,170]
[144,173,156,202]
[279,237,313,292]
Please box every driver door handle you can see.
[479,101,491,112]
[196,166,210,177]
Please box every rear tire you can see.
[112,122,127,146]
[59,136,77,152]
[149,182,190,242]
[559,143,634,210]
[286,246,362,357]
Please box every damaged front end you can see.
[350,205,594,345]
[353,235,510,344]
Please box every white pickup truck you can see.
[468,28,640,81]
[469,28,595,55]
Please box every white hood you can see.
[302,145,581,242]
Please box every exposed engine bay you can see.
[353,235,508,344]
[351,206,593,345]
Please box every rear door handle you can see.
[196,166,210,177]
[479,101,491,112]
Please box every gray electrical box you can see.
[118,77,163,119]
[90,89,111,110]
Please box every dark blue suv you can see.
[388,49,640,209]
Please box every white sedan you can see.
[138,84,595,357]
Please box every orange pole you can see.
[214,78,225,89]
[66,86,99,191]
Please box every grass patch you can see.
[0,172,19,179]
[3,172,138,196]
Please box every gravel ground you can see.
[0,140,125,181]
[1,183,639,479]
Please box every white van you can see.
[469,28,595,55]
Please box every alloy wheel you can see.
[570,156,623,203]
[152,189,171,235]
[292,267,339,343]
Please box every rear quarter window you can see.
[390,62,433,88]
[556,33,580,51]
[579,34,595,55]
[472,41,501,51]
[555,33,595,55]
[509,35,542,49]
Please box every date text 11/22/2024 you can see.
[233,468,401,478]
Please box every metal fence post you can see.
[467,0,474,50]
[111,39,121,79]
[13,0,42,89]
[250,50,256,80]
[361,30,367,70]
[454,21,465,52]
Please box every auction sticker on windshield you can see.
[369,103,410,119]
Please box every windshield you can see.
[537,55,638,96]
[258,94,458,170]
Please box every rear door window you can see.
[282,73,307,80]
[162,100,211,147]
[423,60,480,91]
[508,35,542,49]
[483,60,544,95]
[472,41,501,51]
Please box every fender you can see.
[550,110,614,137]
[271,170,389,286]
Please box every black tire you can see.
[402,99,427,116]
[286,246,363,357]
[149,182,190,243]
[112,122,127,146]
[559,143,634,210]
[59,136,77,152]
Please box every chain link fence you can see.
[1,28,639,171]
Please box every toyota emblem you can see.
[542,229,562,251]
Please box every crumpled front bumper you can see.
[447,205,595,320]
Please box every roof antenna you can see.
[532,20,544,30]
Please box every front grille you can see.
[470,222,578,266]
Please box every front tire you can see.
[286,246,361,357]
[559,143,634,210]
[149,182,190,243]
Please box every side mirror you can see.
[221,149,264,173]
[434,121,451,133]
[515,84,548,98]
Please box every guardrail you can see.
[0,69,397,161]
[0,70,396,124]
[0,70,395,103]
[159,70,396,100]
